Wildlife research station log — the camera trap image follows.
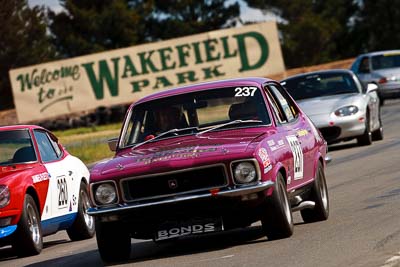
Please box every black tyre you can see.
[372,109,384,141]
[12,194,43,257]
[261,173,293,240]
[357,111,372,146]
[95,220,131,263]
[67,183,95,241]
[301,162,329,223]
[372,125,384,141]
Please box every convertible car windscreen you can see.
[283,73,359,100]
[371,54,400,70]
[0,130,36,165]
[121,86,271,146]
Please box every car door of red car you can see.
[33,130,71,221]
[264,83,314,187]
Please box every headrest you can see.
[229,102,258,121]
[13,146,36,163]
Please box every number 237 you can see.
[234,86,257,97]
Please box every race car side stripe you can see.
[0,225,17,238]
[41,212,77,235]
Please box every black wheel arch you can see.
[26,186,41,215]
[278,167,287,185]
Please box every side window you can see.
[358,57,370,73]
[265,86,287,124]
[268,84,298,123]
[34,130,60,162]
[48,134,62,158]
[350,58,359,73]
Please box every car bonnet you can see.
[92,128,270,179]
[297,93,362,116]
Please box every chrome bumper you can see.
[87,181,274,216]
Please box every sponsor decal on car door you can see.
[286,135,304,180]
[41,156,79,220]
[33,130,79,221]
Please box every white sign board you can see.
[9,21,285,122]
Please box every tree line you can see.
[1,0,398,110]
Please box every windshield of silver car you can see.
[120,86,271,147]
[282,72,359,100]
[371,53,400,70]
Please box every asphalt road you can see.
[1,100,400,267]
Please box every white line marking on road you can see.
[382,251,400,267]
[194,254,235,263]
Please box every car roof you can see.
[0,124,45,131]
[281,69,354,81]
[134,77,273,105]
[357,50,400,58]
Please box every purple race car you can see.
[88,77,329,262]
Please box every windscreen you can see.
[371,53,400,70]
[121,86,270,147]
[0,130,37,165]
[282,72,359,100]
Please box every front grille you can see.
[121,165,228,201]
[319,126,341,143]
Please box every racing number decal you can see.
[286,135,304,180]
[57,176,68,208]
[234,86,257,97]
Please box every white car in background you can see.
[351,50,400,105]
[281,69,383,146]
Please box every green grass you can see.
[64,140,114,165]
[52,123,122,137]
[54,123,122,165]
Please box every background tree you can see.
[351,0,400,53]
[49,0,240,57]
[244,0,358,68]
[148,0,240,40]
[48,0,154,58]
[0,0,54,109]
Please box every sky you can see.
[28,0,277,23]
[29,0,64,13]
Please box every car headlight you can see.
[0,185,10,208]
[93,182,118,206]
[233,162,257,184]
[334,105,359,117]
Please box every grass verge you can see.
[53,123,122,165]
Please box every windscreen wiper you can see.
[196,119,262,136]
[132,127,198,149]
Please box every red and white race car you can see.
[0,125,94,256]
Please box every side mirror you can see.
[325,154,332,164]
[107,138,118,152]
[366,83,378,94]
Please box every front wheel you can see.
[357,111,372,146]
[372,125,384,141]
[261,173,293,240]
[67,182,95,241]
[12,194,43,257]
[372,108,384,141]
[301,162,329,223]
[95,220,131,263]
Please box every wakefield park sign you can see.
[9,21,285,123]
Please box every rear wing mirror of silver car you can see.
[366,83,378,94]
[107,138,118,152]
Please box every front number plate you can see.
[155,218,223,241]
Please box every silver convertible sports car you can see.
[281,69,383,146]
[350,50,400,104]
